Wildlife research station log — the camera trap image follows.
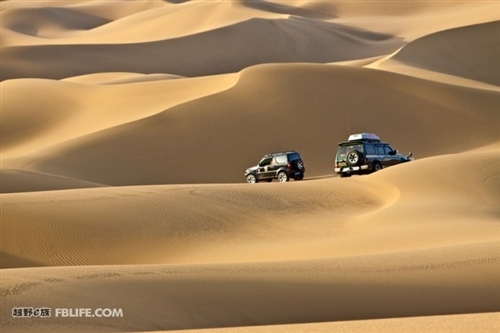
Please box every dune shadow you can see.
[241,0,336,19]
[1,251,43,269]
[163,0,191,3]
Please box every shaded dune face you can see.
[1,6,111,37]
[1,1,500,333]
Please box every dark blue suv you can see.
[335,133,413,178]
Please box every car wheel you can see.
[340,173,351,178]
[246,174,258,184]
[373,161,382,172]
[346,150,363,166]
[277,171,289,182]
[267,179,273,182]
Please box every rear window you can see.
[287,153,301,162]
[337,144,363,158]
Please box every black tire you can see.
[246,174,258,184]
[346,150,363,166]
[294,173,304,181]
[372,161,382,172]
[277,171,289,182]
[340,173,351,178]
[267,179,273,182]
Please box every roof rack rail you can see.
[348,133,380,142]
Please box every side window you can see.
[384,145,393,155]
[259,157,272,166]
[365,144,376,155]
[276,155,287,164]
[376,145,385,155]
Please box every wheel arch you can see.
[275,167,289,176]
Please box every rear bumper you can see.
[288,169,305,175]
[335,165,369,173]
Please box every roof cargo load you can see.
[348,133,380,142]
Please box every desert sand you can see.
[1,0,499,332]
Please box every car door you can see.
[267,156,282,177]
[384,145,400,166]
[375,145,390,167]
[257,157,273,180]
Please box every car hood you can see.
[245,165,258,174]
[396,153,413,161]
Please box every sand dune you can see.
[2,148,499,268]
[1,17,404,80]
[380,21,500,86]
[0,169,105,194]
[1,72,237,160]
[164,312,500,333]
[1,0,289,46]
[2,241,499,332]
[1,1,499,332]
[2,64,498,189]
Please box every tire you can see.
[340,173,351,178]
[346,150,363,166]
[372,161,382,172]
[294,173,304,181]
[277,171,289,182]
[267,179,273,182]
[246,174,258,184]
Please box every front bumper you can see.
[335,165,369,173]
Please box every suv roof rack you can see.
[348,133,380,142]
[268,150,297,155]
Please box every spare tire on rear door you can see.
[346,150,363,166]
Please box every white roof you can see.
[348,133,380,141]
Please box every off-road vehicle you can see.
[245,151,305,183]
[335,133,413,177]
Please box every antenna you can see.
[345,112,351,135]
